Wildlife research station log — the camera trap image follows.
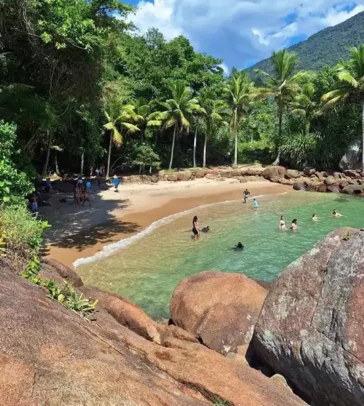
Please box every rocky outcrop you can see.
[262,166,287,180]
[0,263,305,406]
[170,271,267,355]
[339,141,362,171]
[252,228,364,406]
[41,258,83,287]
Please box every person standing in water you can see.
[290,219,298,231]
[252,198,259,209]
[331,209,343,217]
[279,216,287,230]
[243,189,250,204]
[192,216,200,240]
[312,214,319,222]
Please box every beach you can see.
[44,179,291,267]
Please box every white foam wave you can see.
[73,192,288,268]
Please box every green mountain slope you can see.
[248,11,364,72]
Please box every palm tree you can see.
[290,80,320,135]
[255,49,304,165]
[322,45,364,169]
[223,73,254,166]
[103,99,140,178]
[200,91,228,167]
[149,81,203,170]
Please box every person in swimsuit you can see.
[192,216,200,240]
[252,198,259,209]
[243,189,250,204]
[312,214,318,222]
[331,209,342,218]
[201,226,210,233]
[233,242,244,251]
[279,216,287,230]
[290,219,298,231]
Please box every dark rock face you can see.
[170,271,267,355]
[303,167,316,176]
[262,166,287,180]
[253,228,364,406]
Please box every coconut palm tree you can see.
[290,80,320,135]
[200,91,228,167]
[255,49,305,164]
[223,72,254,166]
[322,45,364,169]
[103,99,140,178]
[149,81,203,170]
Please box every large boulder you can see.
[253,228,364,406]
[176,170,192,181]
[262,166,287,180]
[343,169,361,178]
[327,184,340,193]
[339,141,362,171]
[170,271,267,355]
[0,264,305,406]
[293,182,306,191]
[324,175,337,186]
[285,169,301,179]
[41,258,83,287]
[303,167,316,176]
[341,184,363,194]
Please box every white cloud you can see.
[129,0,364,68]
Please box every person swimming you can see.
[312,213,318,222]
[192,216,200,240]
[331,209,343,217]
[290,219,298,231]
[252,198,259,209]
[279,215,287,230]
[201,226,210,233]
[233,242,244,251]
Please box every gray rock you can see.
[252,228,364,406]
[285,169,301,179]
[324,176,337,186]
[341,185,363,194]
[339,141,362,171]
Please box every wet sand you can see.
[45,179,291,267]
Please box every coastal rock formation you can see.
[252,228,364,406]
[0,262,306,406]
[170,271,267,355]
[262,166,286,180]
[42,258,83,287]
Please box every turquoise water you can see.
[77,192,364,320]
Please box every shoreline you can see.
[45,180,291,267]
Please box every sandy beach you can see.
[44,178,291,267]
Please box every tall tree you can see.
[103,99,140,178]
[200,91,227,167]
[149,81,203,170]
[255,50,304,164]
[322,45,364,169]
[223,73,254,166]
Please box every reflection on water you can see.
[77,192,364,319]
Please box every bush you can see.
[0,205,49,261]
[0,121,34,204]
[238,141,273,164]
[280,133,318,170]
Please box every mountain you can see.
[248,11,364,73]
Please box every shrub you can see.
[238,141,273,164]
[0,204,49,261]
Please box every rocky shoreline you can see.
[120,165,364,195]
[2,228,364,405]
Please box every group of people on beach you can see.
[279,209,343,232]
[74,177,92,206]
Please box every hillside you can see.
[248,11,364,72]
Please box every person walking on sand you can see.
[279,216,287,230]
[252,198,259,209]
[112,175,120,192]
[243,189,250,204]
[290,219,298,231]
[192,216,200,240]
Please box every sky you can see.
[123,0,364,72]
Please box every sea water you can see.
[77,192,364,319]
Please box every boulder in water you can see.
[252,228,364,406]
[170,271,267,355]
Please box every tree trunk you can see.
[106,131,113,179]
[80,152,84,177]
[90,166,93,177]
[203,134,207,168]
[42,130,52,178]
[54,151,59,175]
[150,131,159,174]
[233,108,238,166]
[193,124,198,167]
[272,107,283,165]
[169,124,177,170]
[362,100,364,170]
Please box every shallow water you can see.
[77,192,364,319]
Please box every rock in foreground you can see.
[171,271,267,354]
[253,228,364,406]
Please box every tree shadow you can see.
[40,180,142,252]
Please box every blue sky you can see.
[123,1,364,71]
